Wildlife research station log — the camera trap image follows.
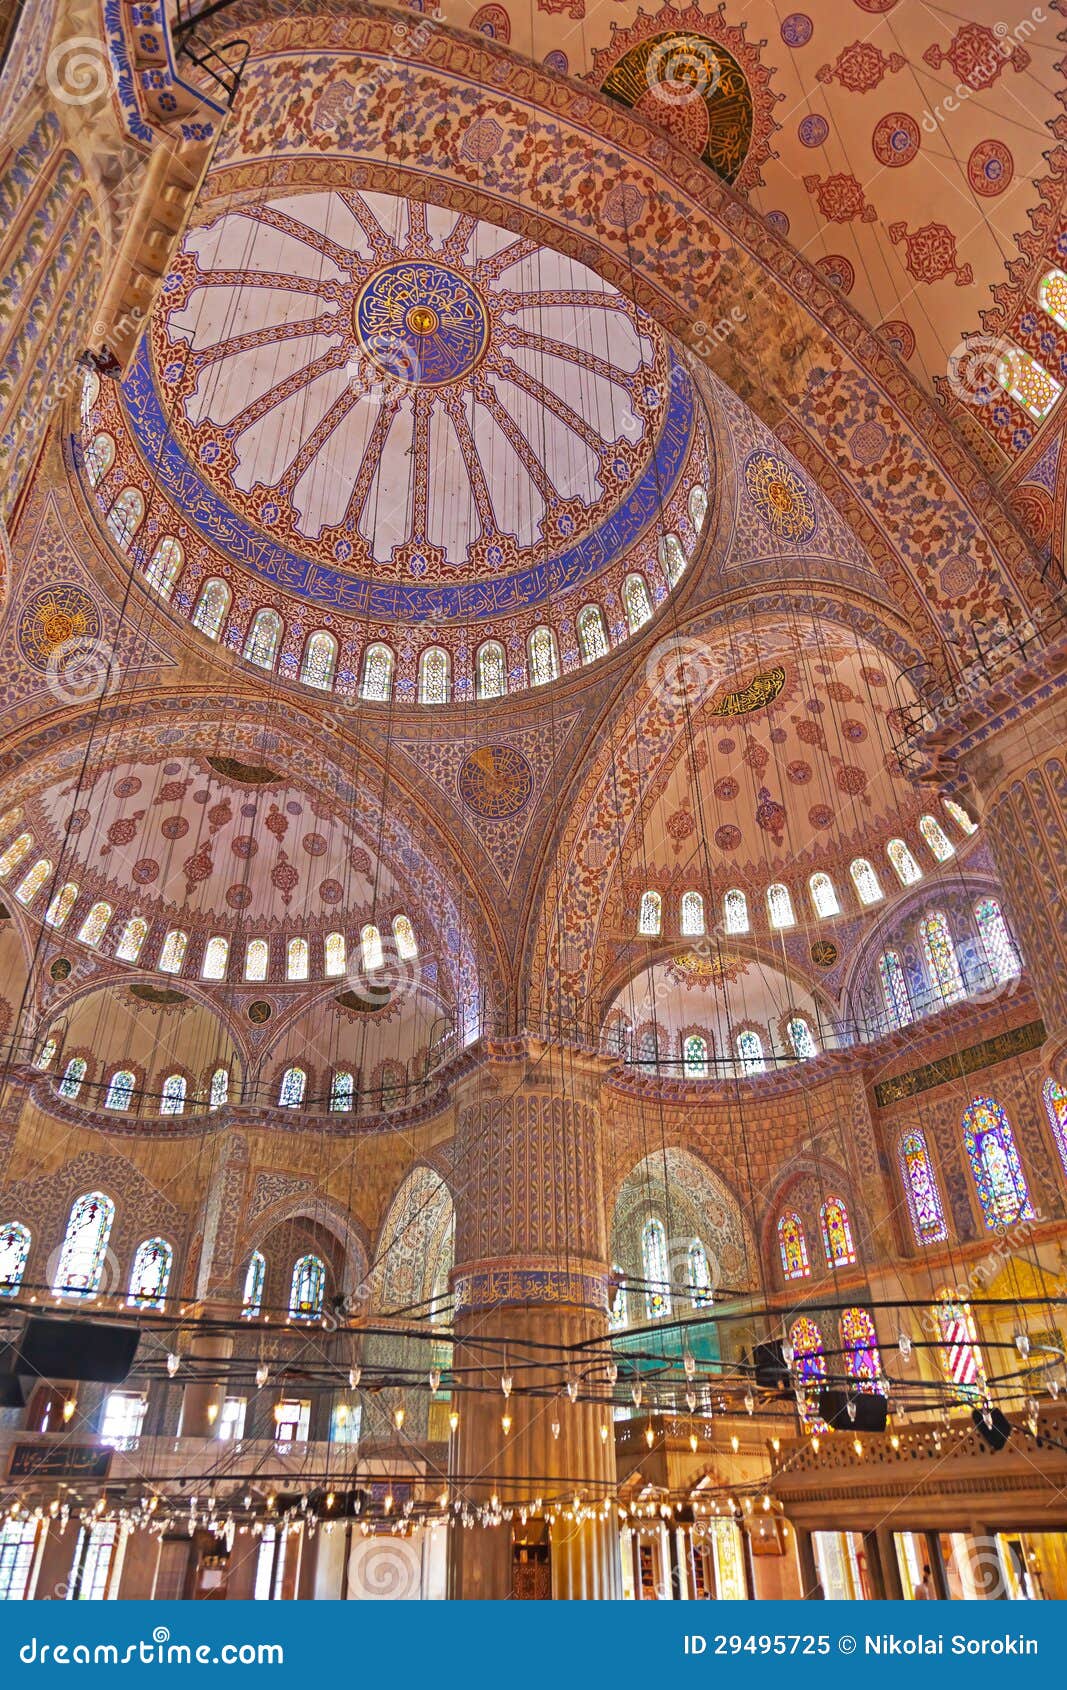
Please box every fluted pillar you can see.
[447,1043,621,1600]
[178,1119,250,1436]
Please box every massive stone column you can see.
[178,1119,249,1437]
[447,1042,621,1600]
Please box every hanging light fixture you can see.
[348,1366,361,1390]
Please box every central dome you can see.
[353,259,491,388]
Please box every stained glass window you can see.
[476,639,507,697]
[201,935,229,980]
[680,890,705,936]
[787,1017,817,1060]
[641,1217,672,1319]
[330,1070,354,1112]
[54,1192,114,1297]
[279,1066,306,1108]
[919,911,964,1003]
[244,939,268,982]
[242,1251,265,1318]
[209,1067,229,1110]
[623,573,653,631]
[789,1315,826,1429]
[736,1028,765,1075]
[683,1033,709,1077]
[935,1292,986,1403]
[879,950,912,1028]
[529,625,559,685]
[886,838,922,886]
[86,431,114,487]
[943,797,977,836]
[290,1254,325,1319]
[1043,1076,1067,1176]
[80,368,99,421]
[15,858,51,904]
[689,486,708,531]
[995,345,1063,422]
[301,631,337,690]
[723,888,748,934]
[324,932,346,977]
[158,929,188,974]
[145,537,183,598]
[361,643,394,701]
[577,605,608,663]
[127,1238,172,1309]
[962,1096,1034,1227]
[898,1129,947,1244]
[33,1036,56,1070]
[160,1074,186,1115]
[809,873,839,917]
[635,1024,659,1065]
[658,532,687,584]
[919,814,954,862]
[849,858,883,905]
[688,1239,714,1306]
[767,883,795,929]
[44,882,78,927]
[778,1213,810,1280]
[417,645,450,704]
[106,488,143,548]
[0,832,32,877]
[77,901,112,947]
[609,1269,628,1331]
[361,923,384,970]
[840,1307,884,1392]
[1038,266,1067,329]
[243,608,283,670]
[287,937,309,981]
[104,1070,135,1111]
[115,917,147,962]
[820,1197,855,1267]
[637,890,661,936]
[191,578,230,641]
[974,896,1020,983]
[392,913,418,960]
[58,1057,86,1100]
[0,1223,30,1296]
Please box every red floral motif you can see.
[265,804,288,840]
[742,738,769,770]
[803,172,877,223]
[814,254,855,293]
[182,846,213,888]
[967,139,1013,198]
[755,787,786,844]
[271,858,300,905]
[816,42,905,93]
[835,764,868,796]
[156,779,189,804]
[795,718,825,746]
[207,799,232,832]
[301,832,328,856]
[871,112,920,169]
[714,776,740,801]
[101,812,142,854]
[319,878,344,903]
[879,319,915,360]
[160,815,189,841]
[888,222,973,286]
[923,25,1029,92]
[786,760,812,784]
[714,823,742,851]
[132,858,159,884]
[666,809,695,850]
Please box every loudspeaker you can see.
[816,1389,888,1433]
[753,1341,790,1392]
[18,1318,139,1384]
[972,1405,1013,1451]
[0,1342,25,1407]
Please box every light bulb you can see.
[846,1397,857,1423]
[645,1424,654,1448]
[255,1364,269,1388]
[683,1348,696,1381]
[852,1438,863,1456]
[689,1432,698,1452]
[781,1341,794,1366]
[206,1402,218,1425]
[325,1492,335,1510]
[1016,1332,1031,1358]
[429,1367,441,1393]
[348,1366,361,1389]
[890,1433,900,1450]
[62,1398,76,1422]
[744,1389,754,1416]
[449,1409,459,1432]
[897,1331,912,1361]
[501,1412,512,1436]
[771,1436,780,1453]
[501,1372,512,1398]
[811,1436,820,1452]
[730,1434,739,1452]
[600,1421,609,1443]
[631,1381,642,1408]
[551,1417,561,1440]
[605,1359,618,1385]
[166,1352,180,1377]
[566,1376,579,1403]
[393,1405,405,1431]
[685,1389,696,1412]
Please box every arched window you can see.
[279,1066,306,1108]
[160,1074,186,1116]
[127,1238,172,1309]
[683,1033,709,1078]
[809,873,839,918]
[778,1213,810,1280]
[635,1024,659,1065]
[687,1239,714,1307]
[602,1013,629,1059]
[287,937,309,981]
[0,832,32,877]
[789,1315,826,1429]
[637,890,661,937]
[886,838,922,886]
[77,901,112,947]
[724,888,749,934]
[201,935,229,981]
[15,858,51,905]
[57,1057,86,1100]
[840,1307,883,1392]
[360,923,384,970]
[290,1254,325,1319]
[85,431,114,487]
[476,639,507,698]
[767,883,795,929]
[609,1270,628,1332]
[243,608,283,670]
[301,630,337,690]
[392,913,418,960]
[787,1016,817,1061]
[641,1217,671,1318]
[44,882,78,928]
[360,642,394,701]
[623,572,653,632]
[995,345,1063,422]
[879,950,912,1029]
[242,1251,265,1318]
[106,488,143,549]
[209,1068,229,1110]
[379,1060,405,1108]
[0,1222,31,1296]
[33,1036,57,1070]
[935,1293,987,1403]
[943,796,977,836]
[658,532,686,585]
[81,365,100,421]
[54,1193,115,1297]
[899,1130,947,1245]
[191,578,231,641]
[115,917,147,963]
[330,1070,354,1112]
[417,645,450,704]
[962,1097,1034,1227]
[849,858,883,905]
[919,911,964,1003]
[324,932,347,978]
[104,1070,135,1111]
[736,1028,765,1075]
[919,814,954,862]
[577,605,608,663]
[680,890,705,936]
[145,537,183,598]
[820,1197,856,1268]
[158,929,188,974]
[1043,1077,1067,1177]
[528,625,559,685]
[974,896,1020,983]
[244,939,268,982]
[688,486,708,532]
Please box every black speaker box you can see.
[972,1405,1013,1451]
[753,1341,790,1392]
[817,1388,888,1432]
[0,1340,26,1406]
[18,1317,139,1384]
